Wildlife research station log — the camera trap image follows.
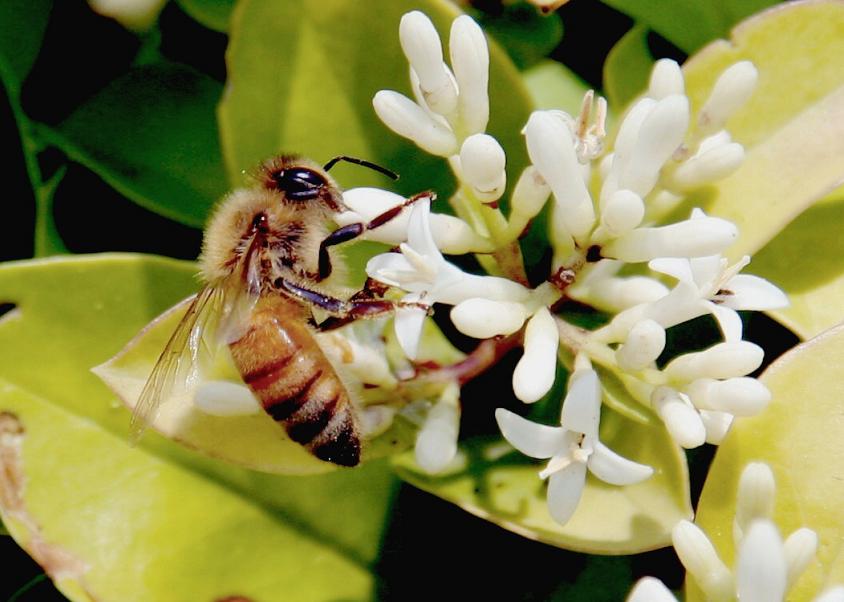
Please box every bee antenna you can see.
[323,155,399,181]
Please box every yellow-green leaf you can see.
[678,0,844,260]
[392,405,692,554]
[752,187,844,339]
[691,322,844,602]
[523,60,590,112]
[0,254,398,600]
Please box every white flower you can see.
[650,210,788,340]
[366,198,530,358]
[495,366,653,525]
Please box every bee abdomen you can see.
[229,298,361,467]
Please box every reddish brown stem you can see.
[413,331,523,386]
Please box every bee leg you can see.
[317,190,436,280]
[275,277,422,332]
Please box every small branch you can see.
[413,331,523,386]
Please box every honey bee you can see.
[132,155,431,467]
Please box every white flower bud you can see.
[399,12,458,116]
[193,381,260,416]
[577,275,669,313]
[737,520,787,602]
[359,405,398,438]
[626,577,677,602]
[783,528,818,589]
[88,0,166,30]
[513,308,559,403]
[619,94,689,198]
[672,142,745,189]
[451,298,529,339]
[373,90,459,156]
[600,99,655,204]
[615,319,666,371]
[700,410,733,444]
[734,462,776,543]
[664,341,764,381]
[415,386,461,474]
[450,15,489,135]
[672,520,734,600]
[459,133,506,202]
[648,59,685,100]
[511,166,551,220]
[652,387,706,448]
[685,377,770,416]
[601,189,645,236]
[602,216,738,262]
[699,61,758,134]
[525,111,596,239]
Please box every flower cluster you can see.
[627,462,843,602]
[356,10,790,524]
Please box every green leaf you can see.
[603,25,653,111]
[0,254,398,599]
[392,405,692,554]
[691,322,844,602]
[751,186,844,339]
[0,0,51,93]
[0,0,66,256]
[42,61,228,228]
[676,0,844,260]
[523,60,590,112]
[600,0,779,54]
[478,1,564,70]
[177,0,235,32]
[218,0,533,202]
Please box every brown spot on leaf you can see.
[0,412,96,598]
[216,596,255,602]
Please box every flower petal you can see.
[588,441,654,485]
[546,460,588,525]
[737,520,787,602]
[560,368,601,439]
[648,257,695,283]
[394,303,427,359]
[708,301,744,341]
[494,408,566,459]
[722,274,789,310]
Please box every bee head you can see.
[260,156,344,212]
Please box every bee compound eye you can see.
[272,168,327,200]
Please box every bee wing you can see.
[129,283,229,443]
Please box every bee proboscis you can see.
[132,155,430,467]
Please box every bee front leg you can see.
[318,191,436,280]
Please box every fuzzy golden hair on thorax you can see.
[199,187,334,287]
